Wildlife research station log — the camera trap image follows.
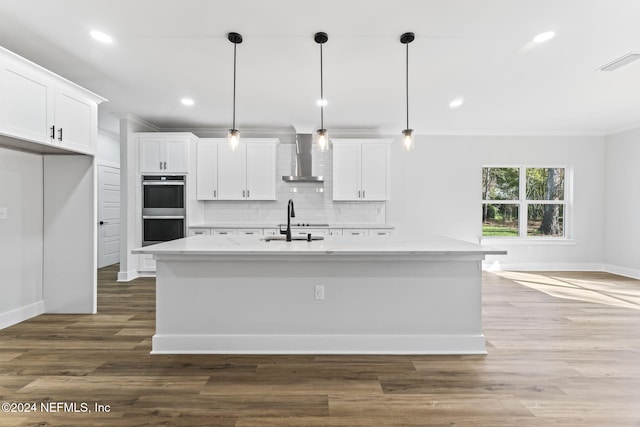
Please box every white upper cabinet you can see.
[197,138,278,201]
[138,133,194,173]
[0,46,105,154]
[53,86,97,154]
[196,140,218,200]
[245,142,277,200]
[217,142,247,200]
[332,139,391,201]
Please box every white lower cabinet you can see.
[138,254,156,272]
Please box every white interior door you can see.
[98,164,120,268]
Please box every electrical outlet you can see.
[314,285,325,300]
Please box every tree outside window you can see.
[482,167,566,238]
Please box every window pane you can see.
[526,168,565,200]
[482,167,519,200]
[482,204,520,236]
[527,204,564,237]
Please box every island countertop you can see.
[133,235,506,258]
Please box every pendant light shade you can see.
[401,32,415,151]
[227,32,242,151]
[315,32,329,152]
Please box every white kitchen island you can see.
[133,235,506,355]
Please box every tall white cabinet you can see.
[332,139,391,201]
[197,138,278,201]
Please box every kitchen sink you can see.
[262,235,324,242]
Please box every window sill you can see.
[481,238,576,246]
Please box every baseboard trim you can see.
[117,269,140,282]
[151,334,487,355]
[603,264,640,280]
[0,300,45,330]
[483,261,604,272]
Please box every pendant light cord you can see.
[405,42,409,130]
[232,42,237,129]
[320,42,324,129]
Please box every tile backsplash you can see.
[201,142,386,225]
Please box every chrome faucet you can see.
[280,199,296,241]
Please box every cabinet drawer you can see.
[369,229,392,237]
[238,228,263,236]
[211,229,237,235]
[189,228,211,236]
[291,228,328,237]
[342,229,369,236]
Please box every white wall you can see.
[604,127,640,278]
[97,128,120,167]
[0,147,44,327]
[387,134,607,269]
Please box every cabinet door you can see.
[332,143,361,201]
[164,138,189,172]
[0,60,54,144]
[54,86,96,154]
[139,137,163,172]
[246,143,276,200]
[217,143,246,200]
[196,142,218,200]
[360,143,389,201]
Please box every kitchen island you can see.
[133,235,505,355]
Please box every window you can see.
[482,167,567,238]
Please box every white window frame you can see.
[481,165,573,243]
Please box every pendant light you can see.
[227,32,242,151]
[315,32,329,152]
[400,32,415,151]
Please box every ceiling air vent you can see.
[599,52,640,71]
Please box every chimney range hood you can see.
[282,134,324,183]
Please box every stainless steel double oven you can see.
[142,175,186,246]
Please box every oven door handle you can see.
[142,182,185,186]
[142,215,186,219]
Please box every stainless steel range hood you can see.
[282,133,324,183]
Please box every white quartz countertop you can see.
[189,223,395,229]
[133,235,506,257]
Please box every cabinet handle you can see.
[58,128,63,141]
[243,190,246,198]
[214,190,217,198]
[362,190,365,199]
[247,190,250,198]
[358,190,361,198]
[50,126,55,139]
[159,161,163,170]
[163,161,167,170]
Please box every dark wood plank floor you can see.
[1,266,639,426]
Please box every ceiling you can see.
[1,0,639,136]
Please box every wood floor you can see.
[1,266,640,426]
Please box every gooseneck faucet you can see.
[280,199,296,241]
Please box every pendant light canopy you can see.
[227,32,242,151]
[315,32,329,152]
[400,32,415,151]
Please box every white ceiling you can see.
[1,0,639,136]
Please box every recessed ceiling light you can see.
[90,30,113,44]
[532,31,555,44]
[317,99,328,107]
[449,97,464,109]
[181,98,195,106]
